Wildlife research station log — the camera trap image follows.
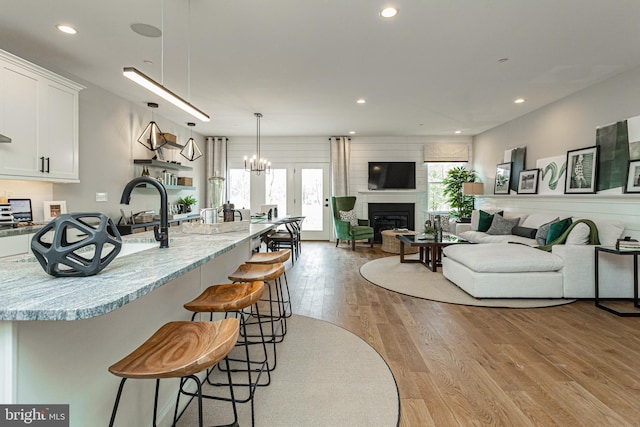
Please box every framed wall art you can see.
[517,169,540,194]
[624,159,640,193]
[564,146,599,194]
[43,201,67,222]
[494,162,512,195]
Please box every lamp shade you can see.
[462,182,484,196]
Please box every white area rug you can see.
[178,314,400,426]
[360,256,575,308]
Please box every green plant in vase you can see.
[442,166,478,221]
[423,220,437,239]
[177,195,197,213]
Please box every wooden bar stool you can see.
[228,263,287,369]
[108,319,239,427]
[184,281,269,427]
[246,249,292,320]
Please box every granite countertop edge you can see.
[0,223,273,321]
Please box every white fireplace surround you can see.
[357,190,426,229]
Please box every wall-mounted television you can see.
[368,161,416,190]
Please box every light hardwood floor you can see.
[285,241,640,426]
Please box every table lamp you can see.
[462,182,484,210]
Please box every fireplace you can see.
[368,203,415,243]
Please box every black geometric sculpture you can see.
[31,213,122,277]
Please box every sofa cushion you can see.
[520,213,560,229]
[565,222,590,245]
[512,226,537,239]
[486,214,520,235]
[443,243,564,273]
[339,209,358,226]
[572,217,624,246]
[546,218,573,243]
[476,210,503,232]
[536,220,557,246]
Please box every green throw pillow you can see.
[478,210,504,232]
[546,218,573,244]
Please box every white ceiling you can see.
[2,0,640,137]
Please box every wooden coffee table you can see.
[396,233,468,272]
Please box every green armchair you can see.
[330,196,374,250]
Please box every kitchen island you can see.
[0,222,273,426]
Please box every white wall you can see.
[473,65,640,238]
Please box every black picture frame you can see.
[494,162,512,194]
[624,159,640,193]
[517,169,540,194]
[564,146,599,194]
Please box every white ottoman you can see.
[442,243,565,298]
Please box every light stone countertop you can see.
[0,223,273,321]
[0,224,46,237]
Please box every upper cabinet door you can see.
[0,49,83,183]
[41,80,79,180]
[0,59,41,178]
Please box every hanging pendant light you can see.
[244,113,271,175]
[181,122,203,161]
[138,102,168,151]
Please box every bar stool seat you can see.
[246,249,291,265]
[228,263,285,282]
[185,281,265,313]
[108,319,239,427]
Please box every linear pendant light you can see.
[123,67,210,122]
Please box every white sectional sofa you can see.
[442,210,633,299]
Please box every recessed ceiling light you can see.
[455,130,462,134]
[56,24,77,35]
[514,98,526,104]
[130,23,162,38]
[356,99,367,104]
[380,7,398,18]
[498,58,509,63]
[349,131,356,135]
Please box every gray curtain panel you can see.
[330,136,351,197]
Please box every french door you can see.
[291,163,331,240]
[264,162,330,240]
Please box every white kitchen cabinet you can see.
[0,233,32,258]
[0,49,83,182]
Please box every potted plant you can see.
[423,220,437,240]
[442,166,478,221]
[177,195,197,213]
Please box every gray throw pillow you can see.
[535,220,556,245]
[339,209,358,226]
[486,214,520,235]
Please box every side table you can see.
[595,246,640,317]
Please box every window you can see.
[427,162,467,213]
[228,169,250,209]
[265,169,287,215]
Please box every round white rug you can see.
[178,314,400,426]
[360,256,575,308]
